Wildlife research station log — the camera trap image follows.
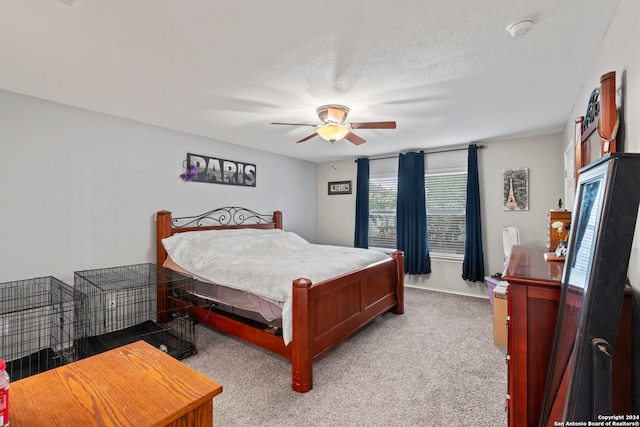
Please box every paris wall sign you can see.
[187,153,256,187]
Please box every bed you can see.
[155,206,404,392]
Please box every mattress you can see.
[164,255,283,325]
[190,280,283,324]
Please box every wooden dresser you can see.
[503,246,631,427]
[10,341,223,427]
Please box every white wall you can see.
[559,0,640,410]
[0,89,317,284]
[480,135,565,271]
[317,159,358,246]
[317,134,565,298]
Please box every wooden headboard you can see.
[156,207,283,265]
[574,71,618,185]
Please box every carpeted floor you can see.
[182,287,508,426]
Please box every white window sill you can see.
[428,252,464,263]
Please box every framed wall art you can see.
[503,168,528,211]
[328,180,352,195]
[187,153,256,187]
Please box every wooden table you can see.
[9,341,222,427]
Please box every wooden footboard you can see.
[155,208,404,393]
[292,250,404,392]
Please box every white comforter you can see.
[161,228,390,344]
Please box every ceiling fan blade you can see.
[345,132,366,145]
[350,121,397,129]
[271,122,317,127]
[297,132,319,143]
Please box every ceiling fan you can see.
[271,104,396,145]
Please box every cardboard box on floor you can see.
[493,282,508,347]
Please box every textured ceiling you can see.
[0,0,621,163]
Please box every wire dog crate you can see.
[0,276,79,380]
[74,263,196,360]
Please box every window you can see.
[368,175,397,250]
[424,171,467,256]
[368,169,467,258]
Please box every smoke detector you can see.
[56,0,88,10]
[507,19,534,38]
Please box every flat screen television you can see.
[540,153,640,425]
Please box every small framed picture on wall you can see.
[503,168,529,210]
[328,180,352,195]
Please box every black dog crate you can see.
[74,263,196,360]
[0,276,78,380]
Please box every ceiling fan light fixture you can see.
[316,104,350,124]
[316,124,350,142]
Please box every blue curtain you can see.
[354,157,369,248]
[397,151,431,274]
[462,144,485,282]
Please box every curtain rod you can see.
[354,144,486,162]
